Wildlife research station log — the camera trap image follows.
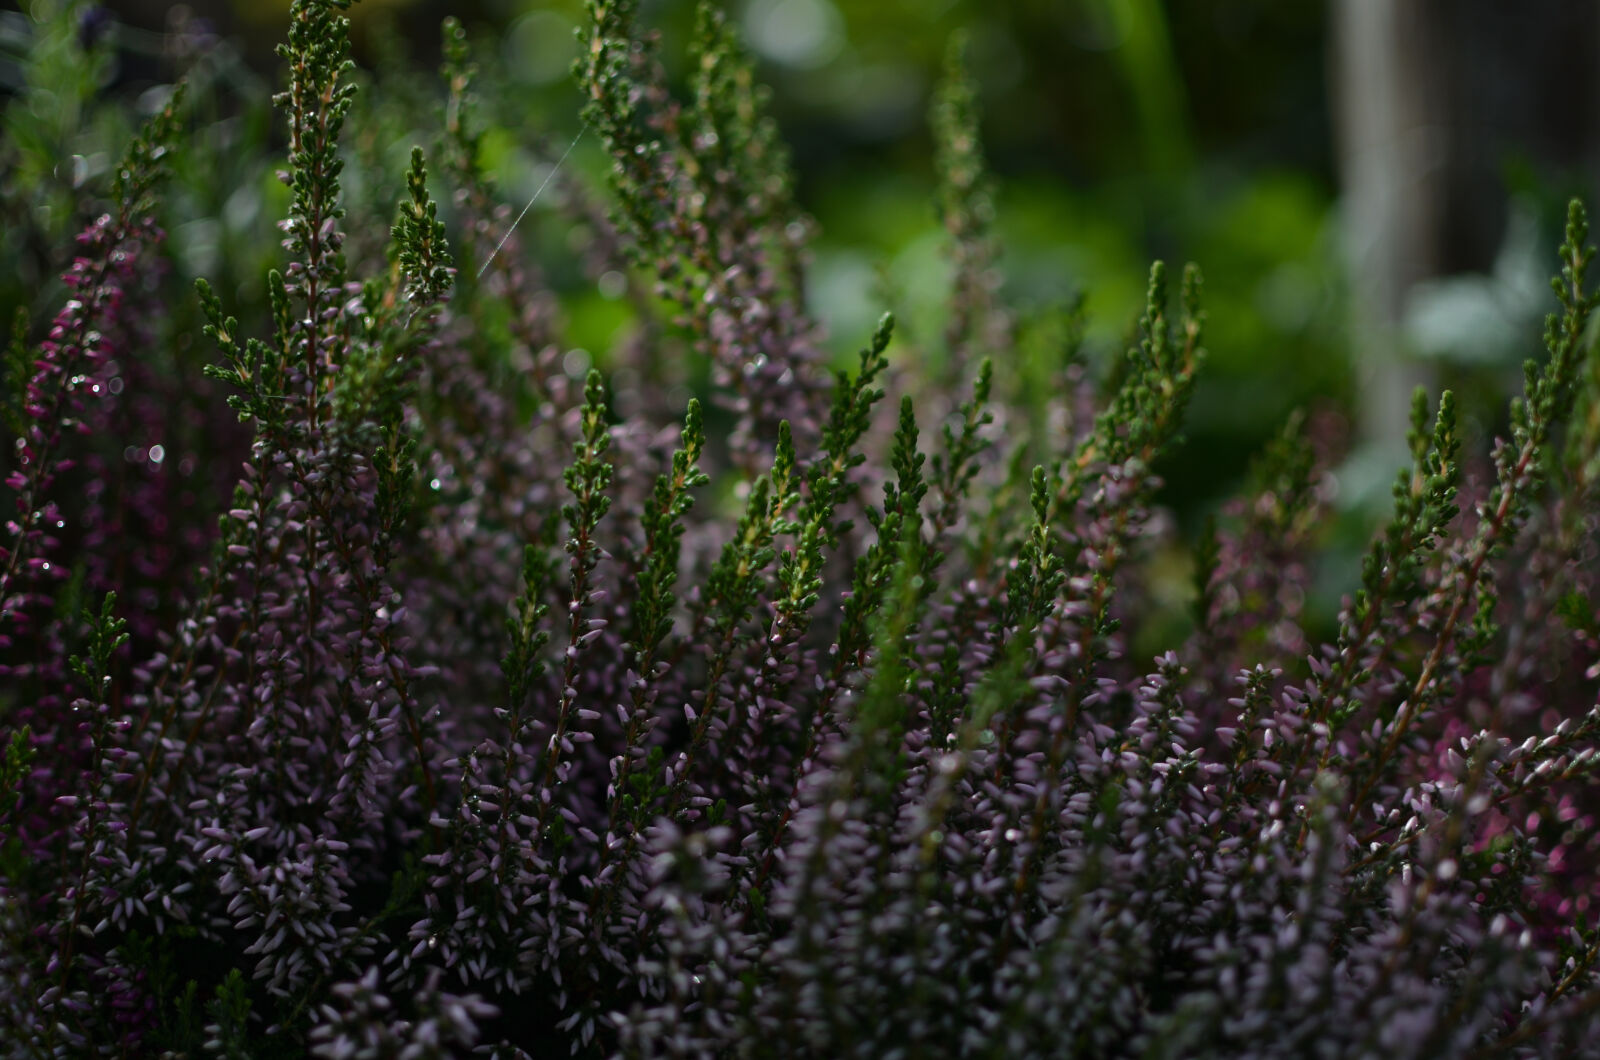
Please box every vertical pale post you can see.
[1333,0,1441,451]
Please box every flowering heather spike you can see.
[837,395,927,670]
[1272,390,1461,818]
[575,0,826,463]
[277,1,355,271]
[933,31,1005,385]
[1055,259,1201,533]
[779,312,895,620]
[708,315,898,796]
[1336,213,1594,825]
[662,416,798,823]
[439,18,482,213]
[1186,409,1324,701]
[848,532,926,777]
[438,17,564,379]
[590,398,710,938]
[543,369,614,806]
[930,356,995,541]
[14,5,1600,1053]
[1,83,186,652]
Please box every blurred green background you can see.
[2,0,1346,487]
[4,0,1597,613]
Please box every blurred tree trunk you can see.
[1332,0,1442,452]
[1333,0,1600,449]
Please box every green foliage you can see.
[0,0,119,307]
[1064,260,1205,510]
[203,970,254,1060]
[634,399,711,658]
[504,544,557,720]
[1010,464,1065,629]
[68,590,127,698]
[1322,389,1460,729]
[840,395,929,671]
[849,530,926,791]
[393,146,453,306]
[0,727,32,830]
[112,82,188,217]
[564,369,616,554]
[198,276,281,425]
[779,313,896,623]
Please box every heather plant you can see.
[6,1,1600,1057]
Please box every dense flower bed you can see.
[4,1,1600,1056]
